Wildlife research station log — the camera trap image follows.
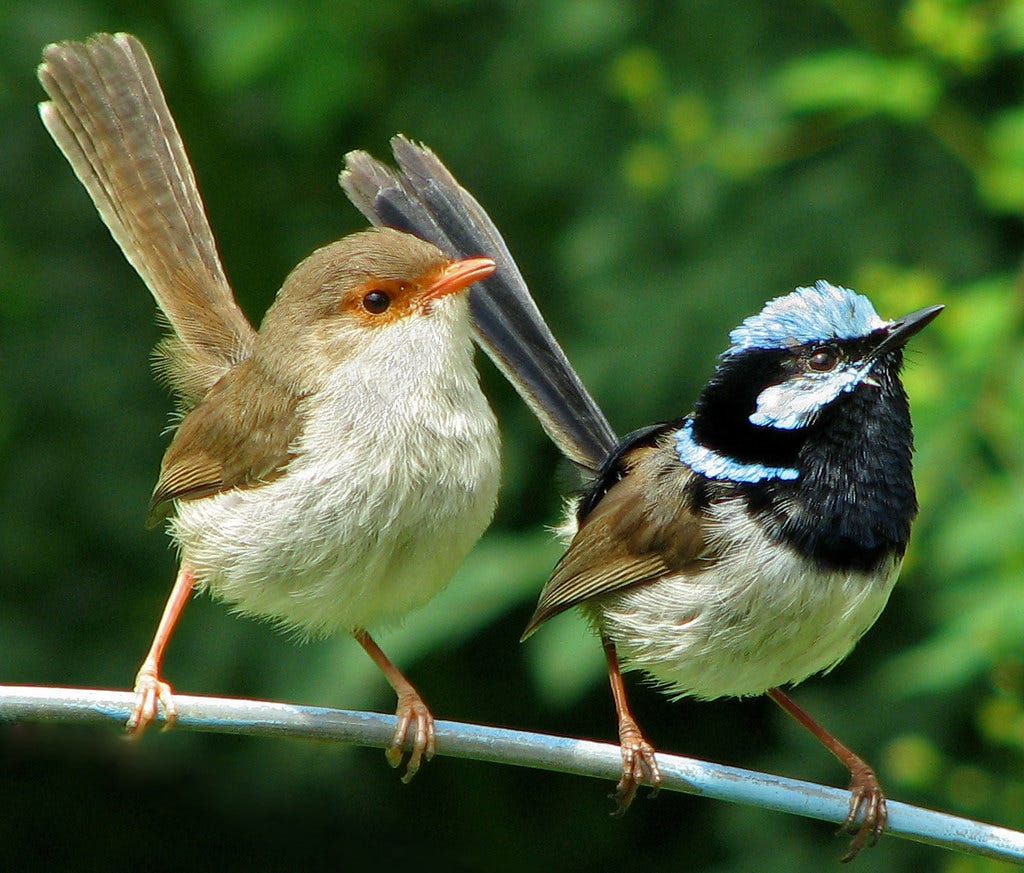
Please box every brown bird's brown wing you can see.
[38,33,256,409]
[522,450,709,638]
[147,359,305,526]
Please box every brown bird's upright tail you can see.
[342,136,618,475]
[38,33,255,409]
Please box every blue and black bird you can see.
[342,139,942,862]
[521,282,941,858]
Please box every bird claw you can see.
[386,690,436,783]
[611,722,662,815]
[837,765,887,862]
[126,662,177,737]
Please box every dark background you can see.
[2,2,1023,870]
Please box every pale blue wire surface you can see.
[1,684,1021,864]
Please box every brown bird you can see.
[38,32,501,779]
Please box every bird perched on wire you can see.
[37,33,502,780]
[521,282,941,858]
[343,139,941,860]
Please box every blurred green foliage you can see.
[1,1,1023,871]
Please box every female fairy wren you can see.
[339,144,941,860]
[38,33,501,779]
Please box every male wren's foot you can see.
[839,764,887,863]
[612,716,662,814]
[126,659,177,737]
[599,638,662,813]
[766,688,887,861]
[387,688,436,783]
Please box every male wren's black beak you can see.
[870,304,944,360]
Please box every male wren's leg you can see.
[127,564,195,736]
[768,687,887,862]
[604,636,662,813]
[354,629,436,783]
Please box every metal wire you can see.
[1,684,1021,863]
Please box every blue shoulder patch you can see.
[674,420,799,483]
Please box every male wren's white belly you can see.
[587,498,900,700]
[169,298,501,638]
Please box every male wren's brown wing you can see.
[523,441,710,638]
[38,33,255,409]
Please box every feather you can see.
[522,437,709,637]
[38,33,255,409]
[148,358,303,525]
[341,136,618,474]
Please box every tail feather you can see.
[341,136,618,474]
[38,33,255,407]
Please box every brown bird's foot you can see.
[838,763,887,863]
[353,628,436,782]
[126,659,177,737]
[126,564,194,737]
[611,716,662,814]
[387,687,437,783]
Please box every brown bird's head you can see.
[256,227,495,388]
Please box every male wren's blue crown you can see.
[523,280,942,861]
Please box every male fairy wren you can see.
[38,33,500,778]
[522,283,942,859]
[341,142,941,860]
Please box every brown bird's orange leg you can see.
[354,628,436,783]
[768,687,886,862]
[126,564,195,736]
[604,635,662,812]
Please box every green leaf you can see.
[775,50,941,120]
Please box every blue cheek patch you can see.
[674,419,800,483]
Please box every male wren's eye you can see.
[808,348,838,372]
[362,290,391,314]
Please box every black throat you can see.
[692,348,917,573]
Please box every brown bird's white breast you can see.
[169,294,500,637]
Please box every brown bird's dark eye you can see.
[362,290,391,314]
[808,348,838,371]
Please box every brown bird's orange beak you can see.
[424,256,496,301]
